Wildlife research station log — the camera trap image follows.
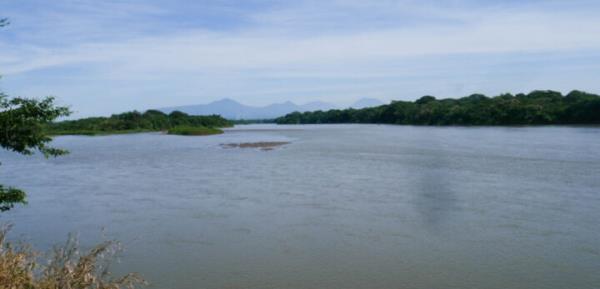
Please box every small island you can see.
[220,141,290,151]
[167,125,223,136]
[47,110,232,136]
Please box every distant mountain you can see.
[160,99,337,119]
[350,98,384,109]
[301,101,338,112]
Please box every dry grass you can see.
[0,225,146,289]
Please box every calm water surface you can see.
[1,124,600,289]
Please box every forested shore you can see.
[47,110,232,135]
[275,90,600,125]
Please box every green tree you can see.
[275,90,600,125]
[0,19,71,212]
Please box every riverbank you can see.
[49,128,157,136]
[46,109,232,136]
[167,126,223,136]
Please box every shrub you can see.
[0,225,146,289]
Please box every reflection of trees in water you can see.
[413,129,458,231]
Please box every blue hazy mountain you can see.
[350,98,384,109]
[160,98,337,119]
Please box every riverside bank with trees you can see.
[47,110,233,136]
[276,90,600,125]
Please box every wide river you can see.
[2,124,600,289]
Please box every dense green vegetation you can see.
[0,95,70,214]
[276,90,600,125]
[167,125,223,136]
[48,110,232,135]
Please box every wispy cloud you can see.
[1,0,600,116]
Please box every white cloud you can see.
[4,8,600,75]
[1,0,600,116]
[3,0,600,67]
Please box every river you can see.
[2,124,599,289]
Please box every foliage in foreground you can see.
[276,90,600,125]
[0,94,70,156]
[47,110,232,135]
[0,93,71,212]
[0,186,26,212]
[0,225,145,289]
[167,125,223,136]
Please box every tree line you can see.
[275,90,600,125]
[47,110,233,135]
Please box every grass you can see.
[0,225,146,289]
[167,126,223,136]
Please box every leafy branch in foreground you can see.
[1,94,71,156]
[0,93,70,212]
[0,186,26,212]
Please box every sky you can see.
[1,0,600,117]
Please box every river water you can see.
[1,124,599,289]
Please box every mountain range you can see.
[159,98,384,119]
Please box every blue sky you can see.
[1,0,600,117]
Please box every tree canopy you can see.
[0,94,70,212]
[47,110,232,135]
[276,90,600,125]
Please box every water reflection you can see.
[413,128,457,231]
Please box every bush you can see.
[0,225,146,289]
